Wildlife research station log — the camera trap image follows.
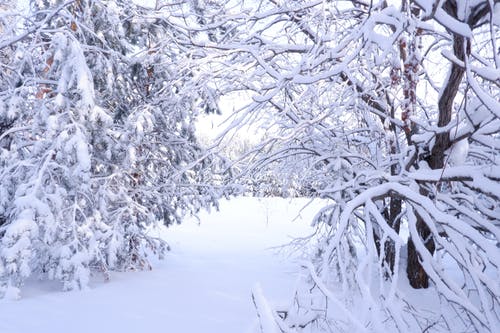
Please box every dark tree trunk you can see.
[406,187,436,288]
[385,194,402,274]
[405,0,478,289]
[406,42,465,288]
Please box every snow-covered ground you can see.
[0,197,324,333]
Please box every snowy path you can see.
[0,197,321,333]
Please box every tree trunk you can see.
[385,194,402,274]
[374,195,402,277]
[406,0,469,288]
[406,188,436,288]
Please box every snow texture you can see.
[0,197,322,333]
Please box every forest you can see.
[0,0,499,332]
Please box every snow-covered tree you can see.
[0,0,223,297]
[213,0,500,331]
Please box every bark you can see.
[406,189,436,288]
[406,24,466,291]
[405,0,488,289]
[381,123,403,275]
[386,193,402,273]
[375,193,402,276]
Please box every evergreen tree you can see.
[0,0,222,297]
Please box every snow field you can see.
[0,197,324,333]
